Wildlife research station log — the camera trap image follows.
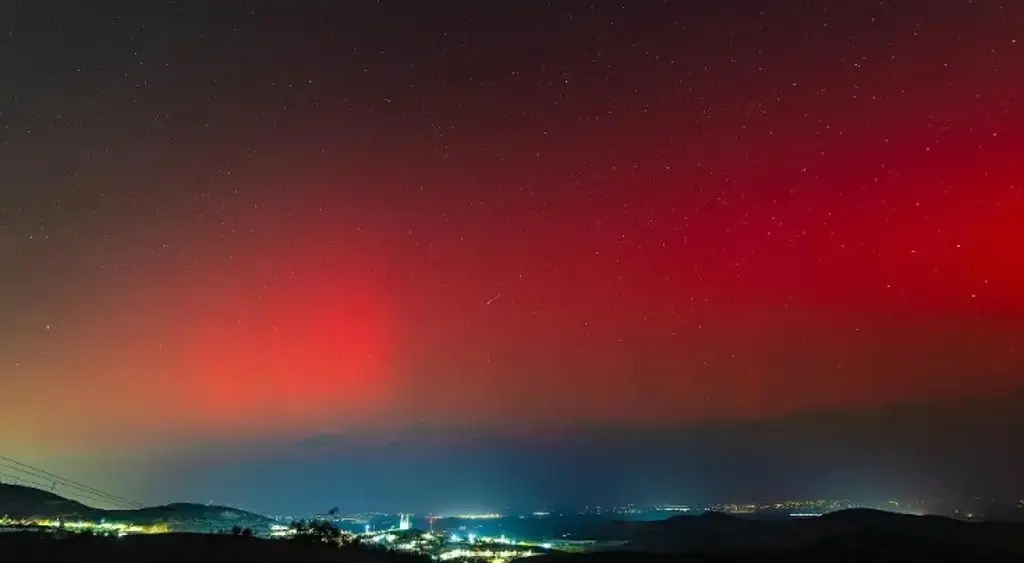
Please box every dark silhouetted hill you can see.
[0,533,430,563]
[0,483,270,531]
[105,501,271,526]
[559,508,1024,560]
[0,484,95,519]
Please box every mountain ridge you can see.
[0,483,270,529]
[595,508,1024,555]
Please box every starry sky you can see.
[2,0,1023,514]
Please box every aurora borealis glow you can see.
[1,1,1022,512]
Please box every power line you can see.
[0,470,53,492]
[0,455,142,509]
[0,463,137,509]
[0,467,129,509]
[0,462,133,509]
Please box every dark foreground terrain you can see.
[2,526,1023,563]
[536,536,1024,563]
[0,533,429,563]
[589,509,1024,557]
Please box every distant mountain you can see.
[0,483,271,531]
[577,509,1024,557]
[105,502,272,525]
[0,484,95,519]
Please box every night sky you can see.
[2,1,1023,514]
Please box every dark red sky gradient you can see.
[1,0,1023,510]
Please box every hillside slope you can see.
[0,483,97,519]
[0,483,270,530]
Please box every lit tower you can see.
[399,513,411,530]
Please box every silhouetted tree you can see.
[290,519,309,535]
[290,518,342,545]
[309,519,342,543]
